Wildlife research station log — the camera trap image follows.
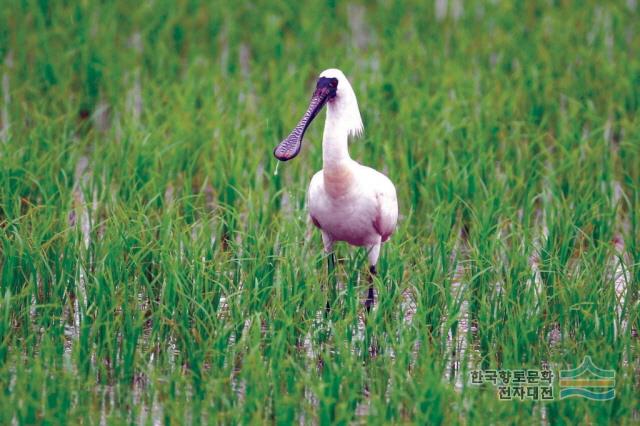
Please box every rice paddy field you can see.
[1,0,639,424]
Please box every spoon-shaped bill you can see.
[274,92,329,161]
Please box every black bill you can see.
[273,77,337,161]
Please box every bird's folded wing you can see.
[373,189,398,242]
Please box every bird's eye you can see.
[331,81,337,87]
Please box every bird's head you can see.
[274,68,363,161]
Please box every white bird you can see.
[274,68,398,310]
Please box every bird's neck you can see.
[322,109,352,169]
[322,102,356,197]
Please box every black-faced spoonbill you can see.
[274,69,398,311]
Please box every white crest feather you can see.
[320,68,364,140]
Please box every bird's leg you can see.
[365,262,380,359]
[365,243,381,313]
[322,232,335,315]
[365,265,376,313]
[325,252,337,314]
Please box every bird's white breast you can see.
[308,163,390,247]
